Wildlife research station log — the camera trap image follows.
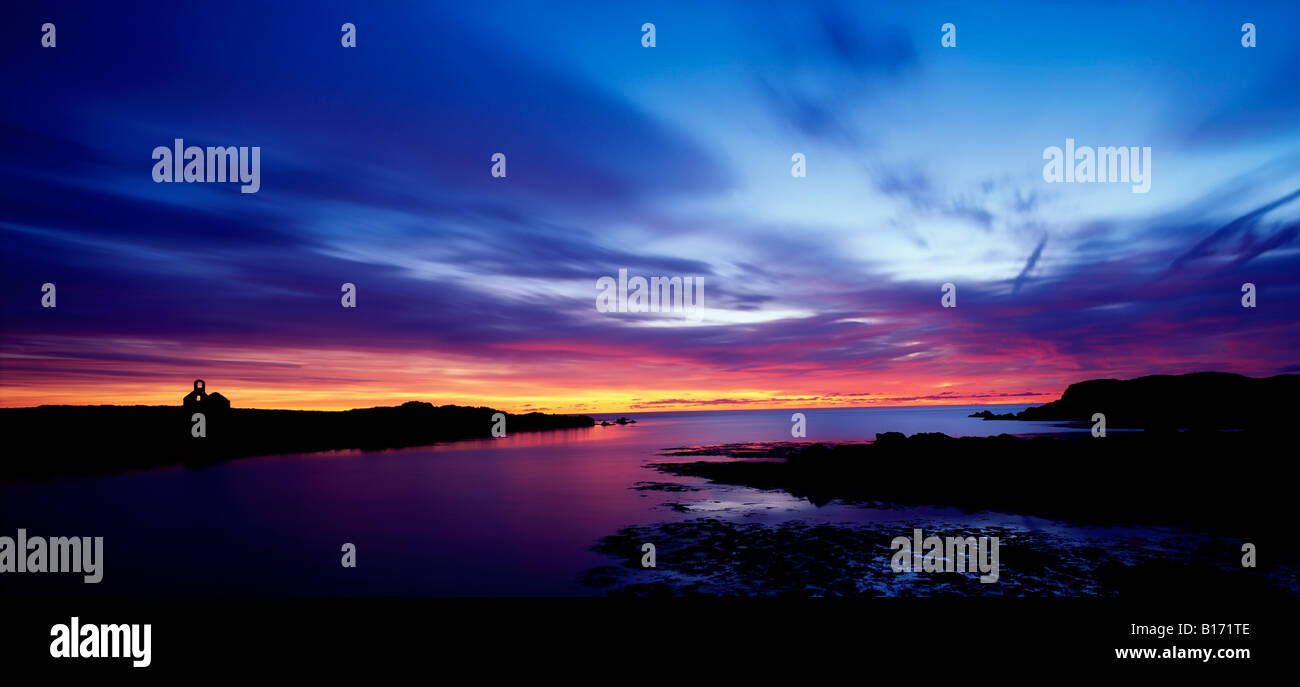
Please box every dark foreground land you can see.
[579,372,1298,597]
[0,402,594,479]
[653,430,1287,532]
[582,515,1296,598]
[967,371,1297,428]
[577,430,1297,597]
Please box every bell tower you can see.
[184,379,208,408]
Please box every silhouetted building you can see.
[183,379,231,410]
[183,379,207,408]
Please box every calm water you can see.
[1,405,1113,596]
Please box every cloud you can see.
[2,1,1298,411]
[1169,187,1300,272]
[1013,236,1048,293]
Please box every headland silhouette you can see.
[0,379,594,478]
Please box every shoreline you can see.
[649,430,1289,533]
[0,402,595,480]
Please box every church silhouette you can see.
[183,379,230,411]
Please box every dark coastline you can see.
[599,429,1296,597]
[650,371,1297,532]
[590,371,1300,596]
[0,402,595,479]
[968,371,1298,428]
[652,430,1286,533]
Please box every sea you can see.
[0,405,1266,596]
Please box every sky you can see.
[1,1,1298,413]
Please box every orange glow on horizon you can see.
[0,339,1064,413]
[0,383,1059,414]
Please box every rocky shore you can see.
[581,426,1296,597]
[650,431,1285,531]
[0,401,595,479]
[580,517,1295,598]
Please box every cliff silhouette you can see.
[0,384,595,478]
[970,371,1298,429]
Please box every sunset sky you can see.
[2,1,1298,412]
